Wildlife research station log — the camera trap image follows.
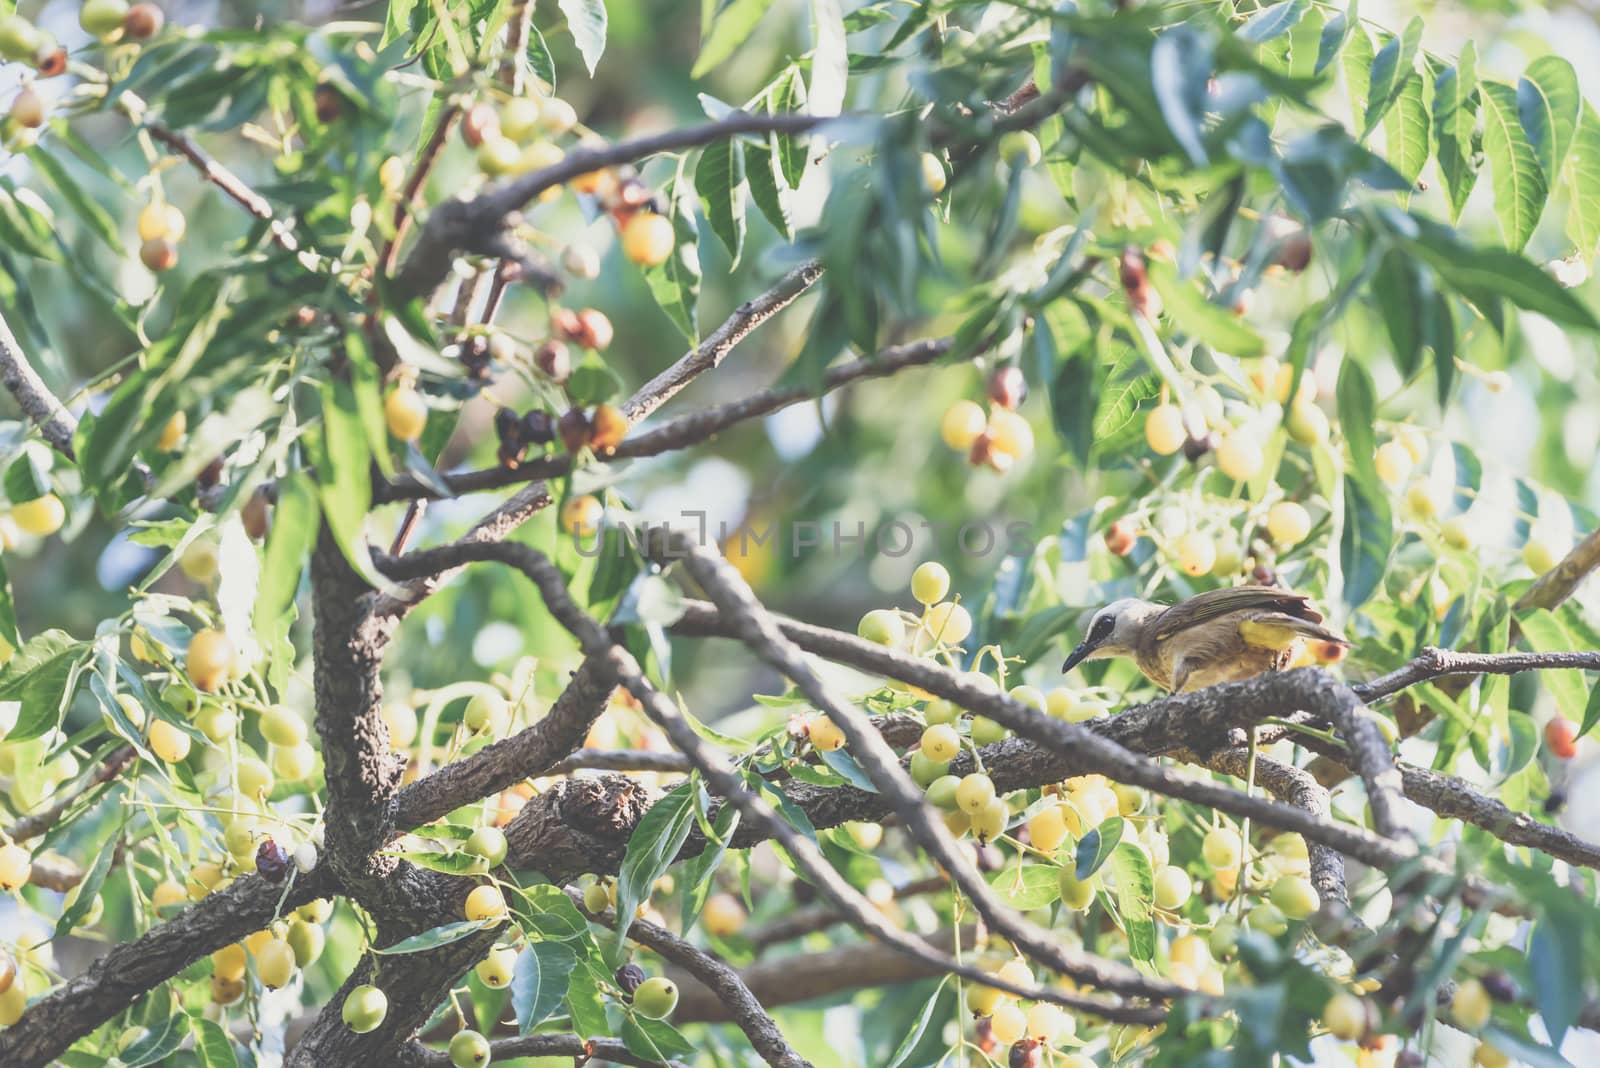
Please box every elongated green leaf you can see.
[692,0,777,78]
[58,822,121,934]
[1239,0,1307,43]
[1362,17,1420,136]
[1074,816,1125,879]
[372,919,495,954]
[1481,80,1548,250]
[1400,214,1597,329]
[1373,248,1427,377]
[1146,259,1264,356]
[1518,610,1590,723]
[0,629,84,740]
[1432,45,1480,223]
[558,0,607,75]
[1315,6,1351,76]
[885,976,952,1068]
[622,1015,696,1060]
[642,169,701,342]
[191,1019,238,1068]
[1108,841,1156,963]
[1151,26,1212,166]
[1342,24,1373,120]
[1340,474,1393,611]
[26,148,122,253]
[986,864,1062,910]
[614,784,697,944]
[1382,72,1429,190]
[744,139,791,238]
[1530,904,1585,1046]
[315,378,377,581]
[1518,55,1580,182]
[695,138,746,264]
[769,67,809,188]
[511,942,578,1034]
[1566,104,1600,259]
[253,472,317,637]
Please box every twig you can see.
[548,746,692,776]
[379,103,462,277]
[146,122,295,251]
[1353,647,1600,705]
[747,876,948,950]
[401,1035,678,1068]
[1516,529,1600,615]
[374,541,1169,1022]
[623,262,824,424]
[4,745,135,843]
[376,336,952,501]
[571,890,813,1068]
[390,113,840,302]
[0,310,79,459]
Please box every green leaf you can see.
[744,139,792,238]
[1239,0,1308,43]
[1342,24,1374,121]
[695,138,746,264]
[1362,17,1421,136]
[1373,248,1428,378]
[884,975,952,1068]
[622,1014,696,1060]
[1530,906,1585,1045]
[1108,841,1156,963]
[769,67,809,188]
[1151,26,1213,165]
[58,821,121,934]
[26,147,122,253]
[1382,72,1429,190]
[1568,104,1600,260]
[372,919,496,954]
[314,378,379,584]
[567,965,609,1037]
[513,884,592,942]
[1340,474,1393,611]
[191,1019,238,1068]
[1581,681,1600,737]
[511,941,578,1034]
[1314,7,1350,76]
[986,864,1062,910]
[382,848,489,876]
[1517,610,1590,724]
[1518,55,1580,183]
[1481,80,1548,250]
[1074,816,1125,879]
[808,0,848,120]
[558,0,608,75]
[1432,44,1480,223]
[1337,358,1377,483]
[0,629,84,741]
[1146,259,1264,356]
[1037,307,1096,466]
[254,472,318,638]
[642,169,701,342]
[1398,214,1598,329]
[614,784,698,945]
[681,802,740,929]
[692,0,777,79]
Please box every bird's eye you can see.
[1091,616,1113,640]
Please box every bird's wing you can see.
[1151,587,1325,643]
[1238,612,1350,651]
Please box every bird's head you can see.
[1061,598,1164,674]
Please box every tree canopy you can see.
[2,0,1600,1066]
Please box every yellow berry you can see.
[986,408,1034,460]
[703,892,746,937]
[273,742,317,782]
[1266,501,1311,547]
[1152,865,1192,910]
[385,386,428,443]
[12,494,65,537]
[1484,371,1512,394]
[911,561,950,605]
[187,628,234,692]
[1027,803,1070,854]
[1453,978,1492,1032]
[256,938,295,988]
[1524,537,1563,575]
[972,796,1008,842]
[475,944,517,987]
[990,1000,1027,1044]
[1395,425,1428,464]
[1216,433,1263,481]
[1175,531,1216,576]
[1285,402,1329,446]
[1025,1001,1071,1043]
[940,400,986,450]
[381,701,418,749]
[920,723,961,762]
[476,135,522,177]
[1405,481,1441,521]
[237,756,273,800]
[1442,517,1474,551]
[1145,403,1185,455]
[857,608,905,647]
[621,212,675,267]
[157,411,187,451]
[149,718,192,763]
[955,773,996,815]
[1201,827,1242,871]
[920,152,947,194]
[212,943,247,981]
[1374,440,1413,487]
[560,494,604,538]
[151,878,187,914]
[1270,874,1320,919]
[1475,1041,1511,1068]
[0,842,31,890]
[1322,991,1368,1041]
[260,704,307,748]
[1272,363,1316,405]
[807,714,847,751]
[464,884,507,921]
[499,97,542,143]
[138,202,186,243]
[923,602,972,645]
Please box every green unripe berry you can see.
[449,1029,492,1068]
[857,609,905,647]
[465,826,509,867]
[342,984,388,1033]
[632,976,679,1020]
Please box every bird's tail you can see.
[1240,614,1351,665]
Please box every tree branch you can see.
[376,336,952,502]
[1352,647,1600,705]
[390,113,841,303]
[571,891,812,1068]
[0,867,336,1065]
[4,745,134,844]
[0,309,78,459]
[402,1034,680,1068]
[548,746,692,776]
[1515,528,1600,615]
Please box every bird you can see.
[1059,586,1350,694]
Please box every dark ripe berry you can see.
[1480,972,1517,1002]
[987,366,1027,410]
[573,309,614,352]
[313,83,342,124]
[256,839,291,882]
[535,340,571,383]
[242,490,271,541]
[36,47,66,78]
[1183,432,1217,462]
[494,407,525,468]
[614,963,646,997]
[1009,1039,1042,1068]
[1119,245,1147,293]
[521,410,556,445]
[550,307,583,343]
[461,102,497,148]
[616,179,653,211]
[1251,563,1277,586]
[291,305,317,329]
[968,432,1013,473]
[123,3,164,39]
[197,457,224,489]
[558,408,592,453]
[589,403,627,454]
[974,842,1003,872]
[974,1017,997,1054]
[1544,788,1568,815]
[648,193,670,216]
[1275,232,1312,273]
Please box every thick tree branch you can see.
[572,891,812,1068]
[548,746,692,776]
[391,655,616,829]
[0,867,336,1065]
[376,336,953,502]
[390,114,840,302]
[0,310,78,459]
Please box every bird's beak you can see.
[1061,639,1094,675]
